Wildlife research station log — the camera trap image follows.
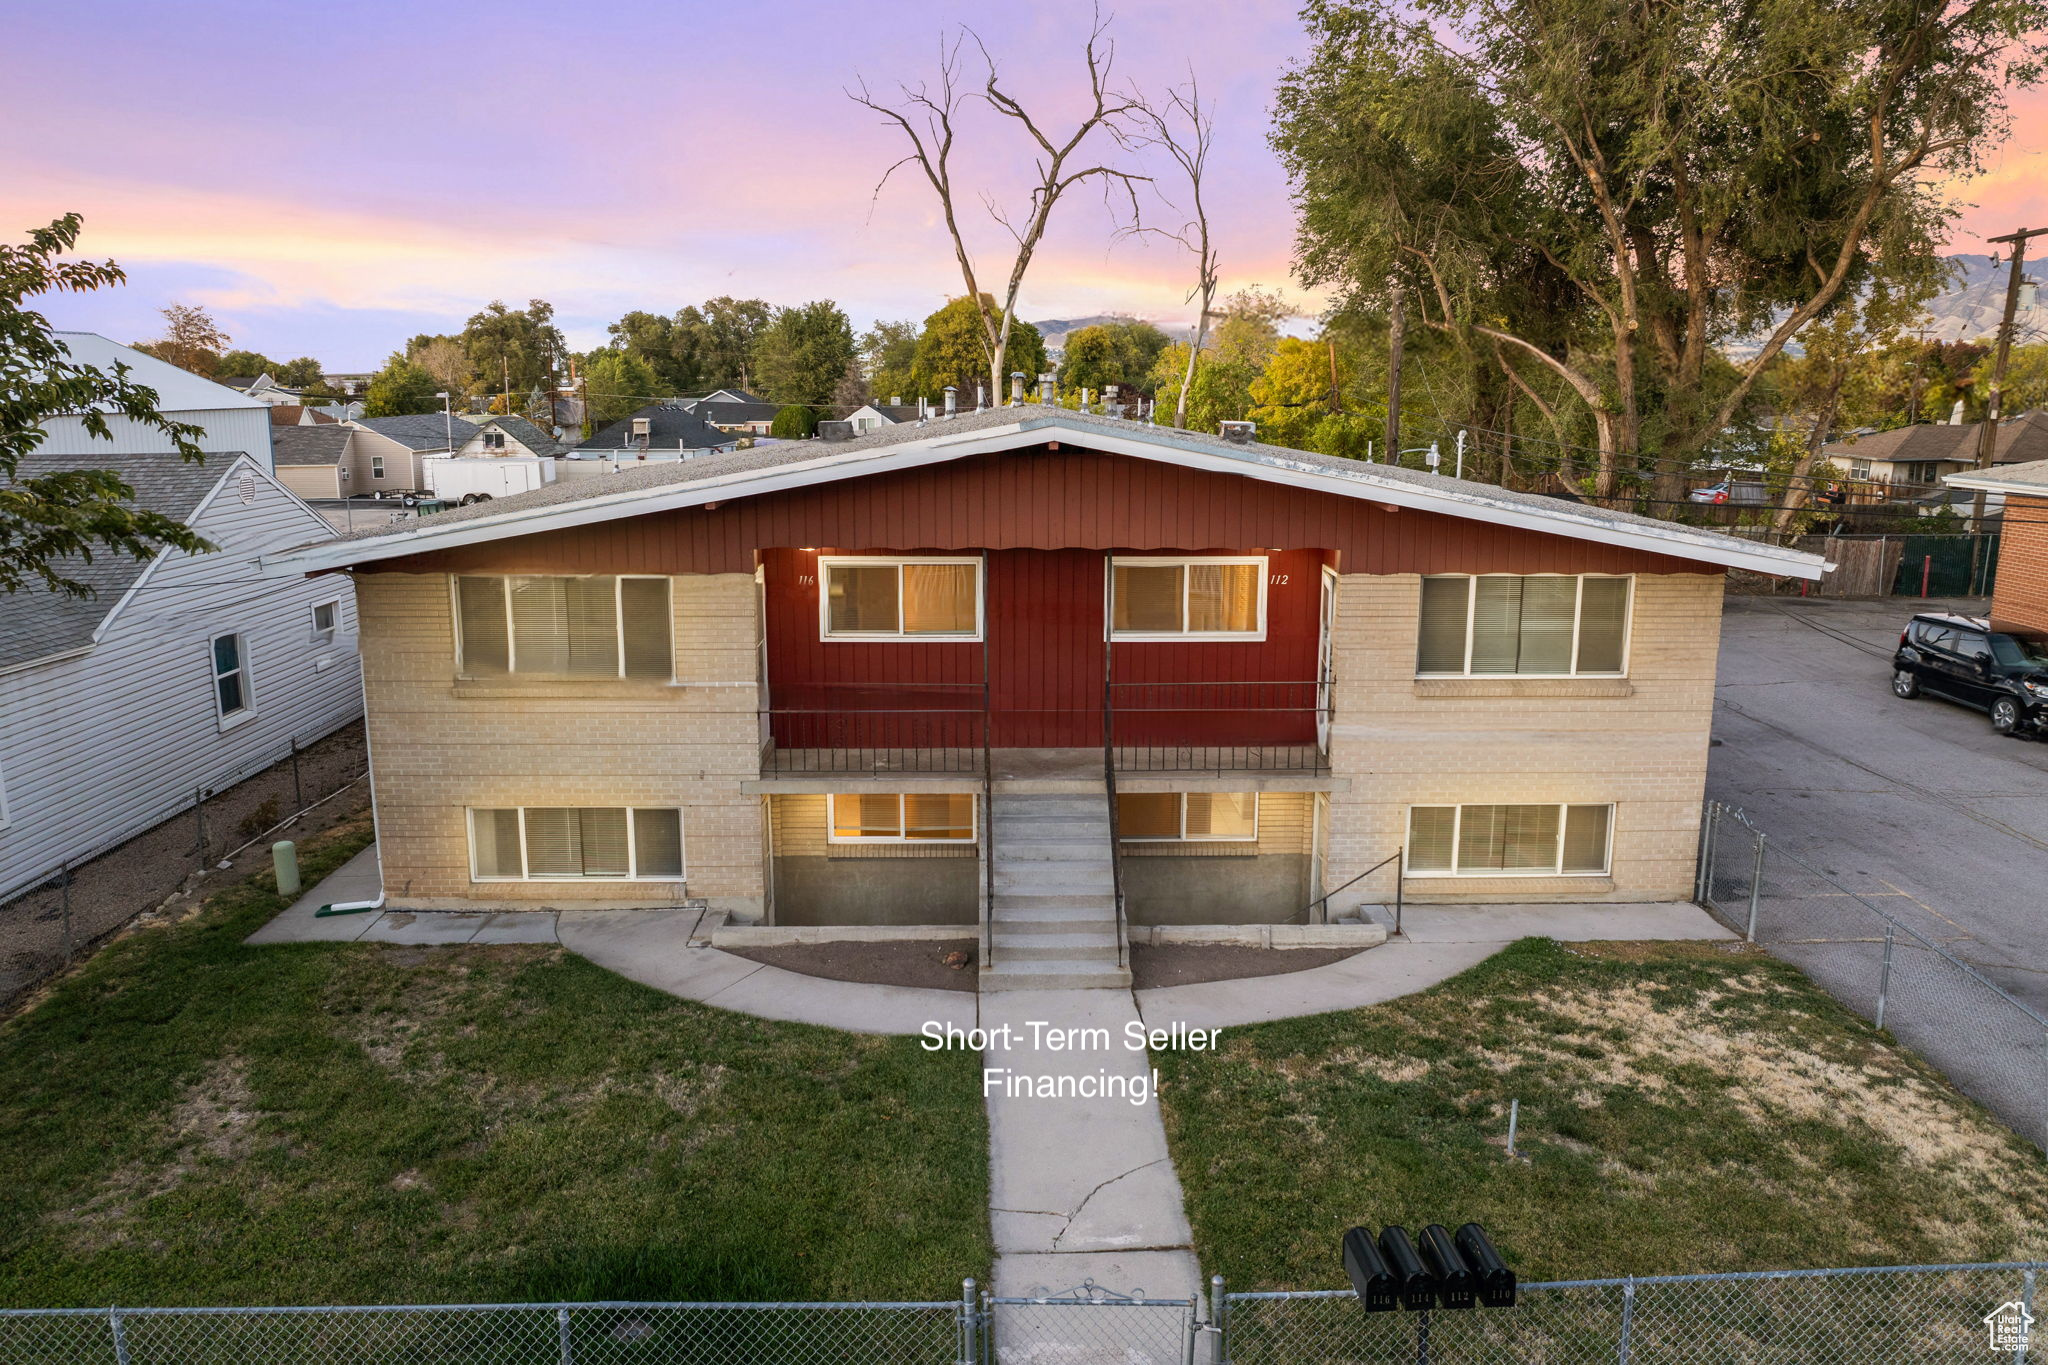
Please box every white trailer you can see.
[420,456,556,505]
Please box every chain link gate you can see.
[1696,800,2048,1151]
[983,1281,1199,1364]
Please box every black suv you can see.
[1892,612,2048,738]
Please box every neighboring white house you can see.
[843,402,923,433]
[0,451,364,904]
[453,415,566,459]
[218,373,304,407]
[42,333,277,474]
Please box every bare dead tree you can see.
[850,13,1150,404]
[1121,74,1217,429]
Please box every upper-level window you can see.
[1117,791,1258,841]
[455,575,673,679]
[1417,574,1630,677]
[1407,803,1612,877]
[211,633,252,721]
[1110,557,1265,639]
[828,793,976,843]
[821,557,981,640]
[483,431,507,450]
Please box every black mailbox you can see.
[1342,1227,1400,1312]
[1455,1223,1517,1308]
[1376,1226,1437,1310]
[1417,1224,1475,1309]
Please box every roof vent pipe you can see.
[1040,374,1055,404]
[943,386,957,418]
[975,383,986,411]
[891,395,902,406]
[1105,384,1121,418]
[1011,371,1026,405]
[1220,420,1257,444]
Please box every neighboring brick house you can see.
[1949,458,2048,635]
[264,407,1823,988]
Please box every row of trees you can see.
[131,303,324,391]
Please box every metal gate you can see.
[983,1282,1199,1364]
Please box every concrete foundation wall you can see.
[1123,853,1313,924]
[1322,572,1722,906]
[356,571,765,912]
[769,857,979,925]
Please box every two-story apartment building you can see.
[265,407,1824,988]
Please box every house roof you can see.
[694,388,764,405]
[1946,456,2048,496]
[268,405,338,427]
[272,425,354,467]
[263,406,1829,580]
[0,452,241,671]
[1824,410,2048,468]
[354,413,479,451]
[687,398,783,426]
[478,415,566,457]
[853,403,923,423]
[50,333,268,413]
[576,404,739,453]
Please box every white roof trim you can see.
[260,415,1829,579]
[1945,467,2046,496]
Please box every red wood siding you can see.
[370,446,1713,578]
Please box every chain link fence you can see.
[0,1264,2036,1363]
[1219,1261,2042,1364]
[0,718,367,1010]
[1698,800,2048,1151]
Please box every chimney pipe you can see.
[1039,374,1055,405]
[1010,371,1025,405]
[943,386,957,418]
[1105,384,1121,418]
[975,383,986,411]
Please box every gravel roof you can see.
[301,405,1816,573]
[0,452,233,671]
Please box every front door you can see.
[985,549,1106,748]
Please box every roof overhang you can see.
[1944,468,2041,497]
[260,416,1830,579]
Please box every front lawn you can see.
[1157,938,2048,1288]
[0,815,991,1307]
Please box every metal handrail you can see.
[1102,683,1129,970]
[1299,849,1404,933]
[979,691,995,970]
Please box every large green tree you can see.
[1275,0,2047,501]
[580,348,662,426]
[750,300,856,409]
[860,320,920,402]
[132,302,229,378]
[275,356,326,388]
[694,297,772,393]
[462,299,565,400]
[216,349,275,379]
[2,215,211,596]
[1057,319,1171,395]
[911,296,1046,404]
[361,353,442,417]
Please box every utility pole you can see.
[1385,277,1405,463]
[1970,227,2048,533]
[1906,325,1933,425]
[501,356,513,419]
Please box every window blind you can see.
[563,577,620,676]
[827,565,901,632]
[1407,807,1457,873]
[1575,578,1629,672]
[457,577,510,675]
[1415,576,1630,676]
[1186,564,1259,632]
[904,793,975,839]
[1517,577,1577,675]
[1416,579,1469,673]
[1112,564,1182,633]
[1186,791,1257,839]
[1407,803,1613,875]
[901,563,977,634]
[1116,792,1182,839]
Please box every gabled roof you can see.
[51,333,267,413]
[272,425,354,467]
[354,413,479,451]
[695,388,763,405]
[0,452,242,671]
[268,405,338,427]
[1946,456,2048,496]
[263,406,1828,579]
[477,415,566,457]
[687,398,783,425]
[576,404,739,453]
[1824,411,2048,467]
[850,403,923,424]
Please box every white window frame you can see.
[451,574,675,681]
[825,793,979,845]
[210,632,255,729]
[1118,791,1260,843]
[310,599,340,644]
[1417,573,1633,679]
[467,806,687,882]
[370,454,386,479]
[1107,556,1269,641]
[817,556,985,642]
[1404,803,1615,878]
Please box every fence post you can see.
[1700,803,1721,909]
[959,1277,977,1365]
[1616,1278,1635,1365]
[1745,832,1766,943]
[2015,1267,2035,1365]
[193,788,207,868]
[1414,1307,1431,1365]
[555,1307,573,1365]
[1693,801,1713,902]
[1876,922,1896,1032]
[289,735,304,812]
[107,1308,131,1365]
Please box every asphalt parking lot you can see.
[1710,592,2048,1017]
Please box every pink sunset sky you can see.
[8,0,2047,372]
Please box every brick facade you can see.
[1321,572,1722,905]
[357,572,765,912]
[1990,495,2048,635]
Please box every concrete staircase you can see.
[982,789,1132,992]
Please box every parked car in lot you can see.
[1891,612,2048,737]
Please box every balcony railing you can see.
[759,680,1330,776]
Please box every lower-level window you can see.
[1117,792,1259,841]
[1406,803,1611,876]
[828,793,976,843]
[470,806,685,880]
